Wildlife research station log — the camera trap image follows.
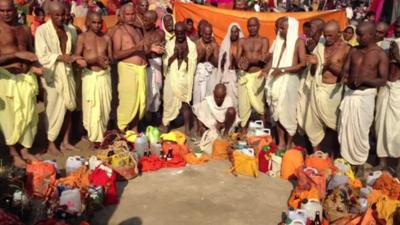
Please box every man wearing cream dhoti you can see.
[0,0,43,167]
[217,23,244,109]
[112,3,164,132]
[374,20,400,176]
[74,12,112,144]
[193,23,219,106]
[339,22,389,175]
[266,17,306,149]
[236,17,269,130]
[35,1,81,154]
[161,14,175,43]
[161,22,197,136]
[304,21,350,153]
[297,18,325,131]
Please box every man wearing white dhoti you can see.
[266,17,306,149]
[304,21,350,152]
[339,22,389,174]
[217,23,244,109]
[374,21,400,176]
[35,1,80,154]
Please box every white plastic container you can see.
[288,209,307,224]
[240,148,255,157]
[150,142,162,156]
[300,198,323,221]
[366,171,383,186]
[358,198,368,213]
[66,156,84,175]
[134,133,148,158]
[59,189,81,214]
[268,154,282,177]
[248,120,263,136]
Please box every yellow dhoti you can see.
[117,62,147,131]
[0,68,38,148]
[375,81,400,158]
[238,71,265,127]
[82,69,112,142]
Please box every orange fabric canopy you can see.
[174,2,348,44]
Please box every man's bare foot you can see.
[373,158,388,171]
[20,148,39,162]
[47,142,61,156]
[355,165,365,179]
[60,142,80,151]
[12,155,27,168]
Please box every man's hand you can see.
[238,57,249,71]
[271,68,283,77]
[215,122,225,132]
[306,54,318,65]
[59,54,82,64]
[150,43,165,55]
[97,56,110,69]
[15,51,38,62]
[258,68,267,78]
[76,58,87,68]
[31,66,43,76]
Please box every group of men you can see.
[0,0,399,177]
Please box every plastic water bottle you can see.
[134,133,148,158]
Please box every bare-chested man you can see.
[189,19,209,42]
[304,21,350,152]
[0,0,42,167]
[74,12,112,144]
[161,22,197,135]
[217,23,244,109]
[237,17,269,130]
[193,23,219,106]
[132,0,149,33]
[339,22,389,174]
[35,1,81,154]
[266,17,306,149]
[112,3,163,132]
[374,19,400,176]
[143,10,165,121]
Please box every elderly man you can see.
[161,22,197,135]
[376,22,389,47]
[237,17,269,129]
[0,0,42,167]
[339,22,389,174]
[374,20,400,176]
[304,21,350,152]
[74,12,112,144]
[266,17,306,149]
[112,3,163,132]
[193,84,239,137]
[133,0,149,33]
[35,1,80,154]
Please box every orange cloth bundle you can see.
[246,135,273,156]
[212,139,231,160]
[26,161,56,198]
[231,150,258,177]
[305,151,335,175]
[281,147,304,180]
[56,166,91,195]
[184,153,211,165]
[372,172,400,200]
[288,187,320,209]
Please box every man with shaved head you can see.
[339,22,389,174]
[143,10,165,122]
[266,16,306,149]
[193,83,239,140]
[304,20,350,152]
[161,22,197,135]
[297,18,325,133]
[374,19,400,176]
[376,22,389,46]
[35,1,81,154]
[193,23,219,106]
[112,3,163,132]
[74,12,112,144]
[237,17,269,130]
[133,0,149,33]
[0,0,43,167]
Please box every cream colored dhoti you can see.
[297,67,314,131]
[117,62,147,131]
[146,57,162,112]
[221,69,239,109]
[82,69,112,143]
[0,68,38,148]
[238,70,265,127]
[375,81,400,158]
[338,88,377,165]
[193,62,217,106]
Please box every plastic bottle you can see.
[167,149,173,161]
[301,198,322,221]
[134,133,148,158]
[312,211,321,225]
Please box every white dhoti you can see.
[0,69,38,148]
[146,57,163,112]
[221,69,239,109]
[193,95,240,131]
[35,20,77,142]
[297,66,314,131]
[338,88,377,165]
[375,81,400,158]
[82,69,112,143]
[193,62,217,106]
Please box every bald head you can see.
[144,10,157,22]
[324,20,340,33]
[357,22,376,46]
[120,2,133,14]
[214,84,227,106]
[376,22,389,41]
[0,0,15,23]
[248,17,259,25]
[358,21,376,35]
[175,21,186,43]
[136,0,149,15]
[248,17,260,37]
[324,20,341,46]
[309,18,325,40]
[48,1,65,14]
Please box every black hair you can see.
[33,7,45,16]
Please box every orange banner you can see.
[27,15,118,31]
[174,2,348,44]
